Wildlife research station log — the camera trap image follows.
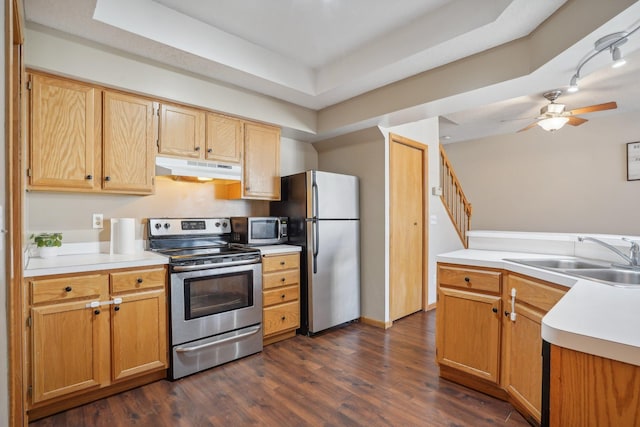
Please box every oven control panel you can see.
[148,218,231,236]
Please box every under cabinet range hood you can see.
[155,156,241,181]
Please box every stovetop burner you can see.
[147,217,261,269]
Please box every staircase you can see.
[439,145,472,248]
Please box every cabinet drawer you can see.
[263,285,299,307]
[263,270,299,290]
[31,274,107,305]
[438,265,501,294]
[506,274,567,312]
[263,301,299,336]
[110,268,166,293]
[262,253,300,273]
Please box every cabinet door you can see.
[242,122,280,200]
[205,113,242,163]
[31,300,108,403]
[158,103,205,158]
[503,303,543,423]
[111,289,167,381]
[28,74,100,191]
[436,287,502,383]
[103,92,158,194]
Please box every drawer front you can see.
[31,274,107,305]
[438,265,502,294]
[263,301,300,336]
[263,270,300,290]
[507,274,567,312]
[111,267,166,293]
[263,285,299,307]
[262,253,300,273]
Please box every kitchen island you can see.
[437,231,640,426]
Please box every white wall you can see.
[314,128,386,322]
[280,137,318,176]
[443,111,640,235]
[381,118,462,309]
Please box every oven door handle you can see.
[174,325,262,353]
[171,258,259,272]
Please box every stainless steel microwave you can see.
[230,217,288,245]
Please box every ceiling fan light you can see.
[611,46,626,68]
[537,117,569,132]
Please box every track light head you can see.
[611,46,626,68]
[567,74,579,93]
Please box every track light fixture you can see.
[567,25,639,92]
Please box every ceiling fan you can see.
[517,90,617,132]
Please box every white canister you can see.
[110,218,136,255]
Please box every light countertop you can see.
[438,249,640,367]
[251,244,302,256]
[24,251,169,277]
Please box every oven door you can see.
[170,262,262,346]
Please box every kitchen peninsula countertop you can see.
[24,251,169,277]
[438,249,640,367]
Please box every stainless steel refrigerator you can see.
[271,170,360,334]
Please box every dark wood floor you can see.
[30,310,529,426]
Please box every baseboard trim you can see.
[360,316,393,329]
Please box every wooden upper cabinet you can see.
[158,103,205,158]
[205,113,242,163]
[103,92,158,194]
[239,122,281,200]
[28,74,100,191]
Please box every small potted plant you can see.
[30,232,63,258]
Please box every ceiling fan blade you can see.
[567,116,588,126]
[568,102,617,116]
[517,122,539,132]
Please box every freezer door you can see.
[313,171,359,220]
[307,219,360,333]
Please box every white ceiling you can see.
[23,0,640,143]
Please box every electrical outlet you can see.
[93,213,104,229]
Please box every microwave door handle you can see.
[276,217,281,240]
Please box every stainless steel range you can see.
[148,218,263,380]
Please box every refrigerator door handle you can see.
[313,219,319,274]
[312,175,319,220]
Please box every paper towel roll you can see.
[110,218,136,255]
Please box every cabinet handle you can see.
[281,294,286,299]
[492,307,498,313]
[94,309,101,315]
[280,261,286,266]
[85,175,93,180]
[114,306,120,312]
[104,176,111,182]
[281,316,286,321]
[504,311,510,317]
[245,186,251,191]
[281,277,286,282]
[207,148,212,153]
[64,286,72,292]
[464,277,470,283]
[136,278,143,284]
[195,146,201,151]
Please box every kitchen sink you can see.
[567,268,640,287]
[504,257,640,287]
[504,258,610,270]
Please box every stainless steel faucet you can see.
[577,236,640,268]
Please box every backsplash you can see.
[26,177,269,244]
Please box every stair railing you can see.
[439,145,472,248]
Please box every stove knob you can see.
[164,223,171,229]
[215,222,221,227]
[222,222,228,228]
[154,223,161,229]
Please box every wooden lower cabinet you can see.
[549,345,640,427]
[436,263,567,425]
[25,266,168,420]
[262,252,300,345]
